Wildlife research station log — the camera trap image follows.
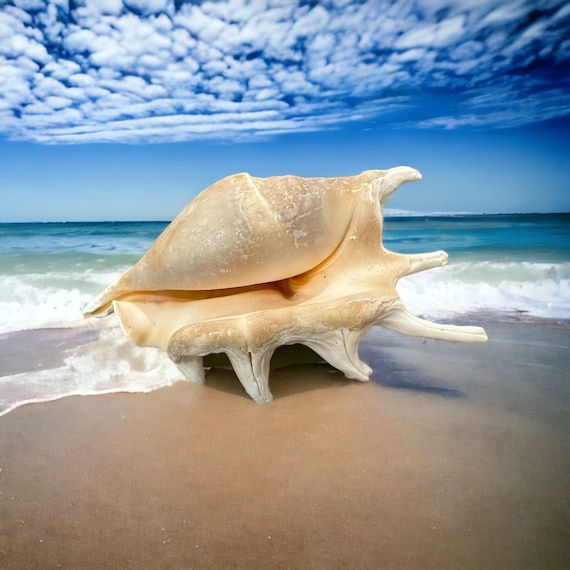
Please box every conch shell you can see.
[84,167,487,403]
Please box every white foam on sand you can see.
[0,319,183,416]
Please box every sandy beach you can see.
[1,318,569,569]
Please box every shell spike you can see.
[302,331,371,381]
[226,349,274,404]
[378,166,422,204]
[176,356,206,384]
[342,329,373,378]
[378,307,488,343]
[403,250,448,276]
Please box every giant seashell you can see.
[84,167,487,403]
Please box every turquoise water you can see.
[0,214,569,334]
[384,214,570,262]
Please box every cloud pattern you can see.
[0,0,569,144]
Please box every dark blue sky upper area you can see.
[1,0,569,220]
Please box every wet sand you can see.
[1,319,569,569]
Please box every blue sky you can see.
[1,0,569,222]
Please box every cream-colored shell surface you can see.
[85,170,390,316]
[84,166,487,403]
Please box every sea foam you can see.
[0,319,182,416]
[398,261,570,320]
[0,270,122,334]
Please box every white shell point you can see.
[84,167,487,403]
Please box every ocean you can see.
[1,213,568,415]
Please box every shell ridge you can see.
[242,172,283,233]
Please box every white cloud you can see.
[64,28,97,53]
[481,4,531,26]
[85,0,124,16]
[0,61,34,111]
[290,4,329,36]
[42,58,81,79]
[44,95,73,109]
[396,15,466,49]
[13,0,44,10]
[0,0,568,144]
[416,85,570,130]
[449,40,483,61]
[115,13,171,53]
[33,75,69,98]
[1,27,50,64]
[124,0,170,16]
